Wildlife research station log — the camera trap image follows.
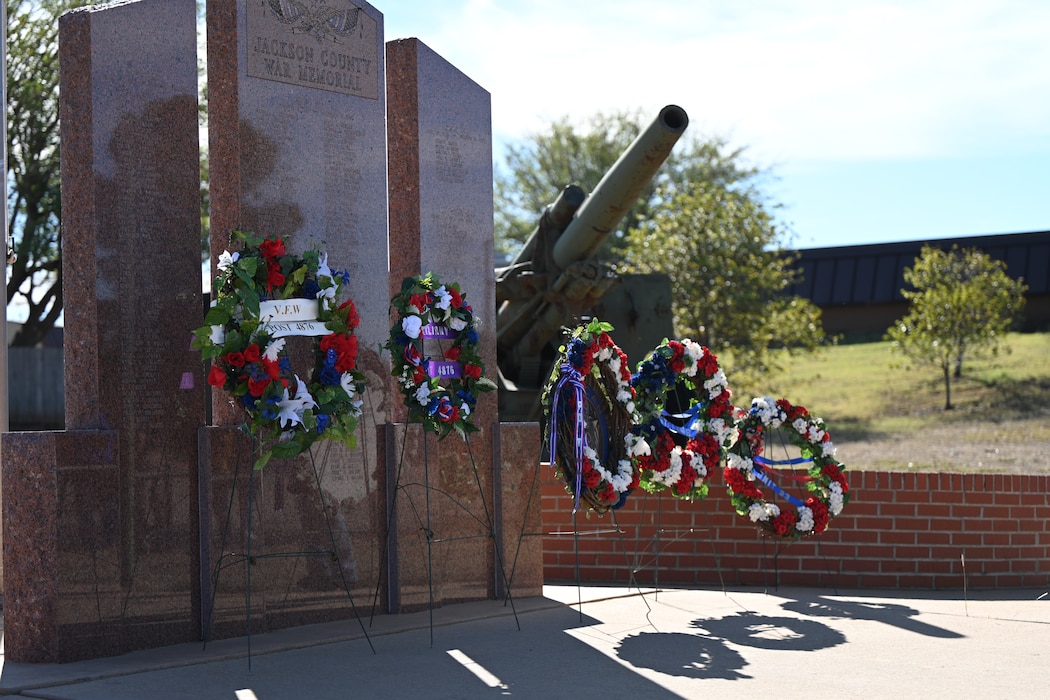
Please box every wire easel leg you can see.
[463,434,519,630]
[424,432,435,647]
[203,439,246,648]
[307,448,376,654]
[246,463,254,670]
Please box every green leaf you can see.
[204,305,230,326]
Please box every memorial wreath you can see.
[542,319,639,514]
[628,339,736,500]
[193,229,367,469]
[385,272,495,438]
[724,396,850,538]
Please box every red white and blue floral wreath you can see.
[724,396,850,539]
[542,319,639,514]
[386,272,496,439]
[193,229,367,470]
[628,339,736,500]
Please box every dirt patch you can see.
[836,416,1050,473]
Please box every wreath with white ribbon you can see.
[724,397,850,538]
[385,273,495,438]
[193,229,367,469]
[542,319,639,514]
[629,339,736,500]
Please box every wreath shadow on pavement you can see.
[778,593,965,639]
[614,609,847,680]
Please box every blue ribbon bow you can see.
[549,364,587,513]
[751,455,814,508]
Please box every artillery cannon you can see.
[495,105,689,421]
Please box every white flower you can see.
[402,315,423,339]
[276,376,317,428]
[209,325,225,345]
[316,252,332,281]
[625,433,651,458]
[414,384,431,405]
[460,402,471,416]
[828,482,844,516]
[682,340,703,376]
[340,372,358,398]
[218,250,239,270]
[704,370,728,396]
[433,285,452,311]
[448,316,468,331]
[727,453,753,474]
[796,506,815,532]
[821,441,837,458]
[749,503,771,522]
[316,284,336,310]
[263,338,286,362]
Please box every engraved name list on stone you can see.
[246,0,379,99]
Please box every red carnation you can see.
[445,346,462,361]
[463,363,482,380]
[773,510,798,536]
[248,376,270,397]
[243,344,262,363]
[409,293,430,313]
[582,467,601,490]
[267,264,285,290]
[449,287,463,308]
[262,358,281,379]
[224,351,246,368]
[599,483,617,503]
[259,237,285,260]
[339,299,360,328]
[208,365,227,387]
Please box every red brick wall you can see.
[541,468,1050,590]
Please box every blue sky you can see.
[382,0,1050,249]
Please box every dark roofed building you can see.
[786,230,1050,340]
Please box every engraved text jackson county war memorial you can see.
[246,0,379,99]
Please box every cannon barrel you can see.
[551,104,689,269]
[495,105,688,421]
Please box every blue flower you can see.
[465,327,479,345]
[302,279,320,298]
[336,268,350,285]
[456,389,476,408]
[316,413,330,434]
[319,361,340,386]
[567,337,587,369]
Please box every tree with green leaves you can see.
[6,0,98,346]
[495,110,761,258]
[621,181,825,386]
[885,245,1027,410]
[494,109,824,385]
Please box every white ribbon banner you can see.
[259,299,320,323]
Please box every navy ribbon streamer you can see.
[754,455,813,467]
[548,363,587,514]
[657,403,705,439]
[750,455,813,509]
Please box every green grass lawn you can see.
[726,332,1050,471]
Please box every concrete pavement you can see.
[1,584,1048,698]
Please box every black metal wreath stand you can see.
[373,424,519,646]
[203,440,375,668]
